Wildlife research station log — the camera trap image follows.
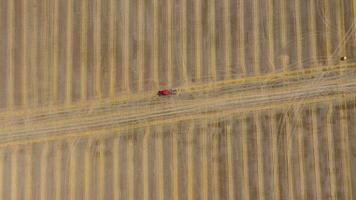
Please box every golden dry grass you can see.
[0,0,356,199]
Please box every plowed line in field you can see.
[296,109,305,200]
[279,0,288,70]
[255,113,265,200]
[336,0,346,56]
[22,0,29,107]
[267,0,275,72]
[69,143,76,200]
[66,0,73,104]
[286,113,294,200]
[11,147,17,200]
[311,107,321,200]
[113,137,120,200]
[24,146,32,200]
[180,0,188,84]
[156,127,164,200]
[224,0,231,79]
[212,121,220,200]
[31,2,38,106]
[354,0,356,45]
[252,0,260,74]
[167,0,173,88]
[142,128,149,200]
[40,143,49,200]
[226,119,235,200]
[171,126,179,200]
[270,111,280,200]
[127,137,134,200]
[324,0,332,65]
[81,0,88,101]
[152,0,159,88]
[137,0,144,92]
[195,0,202,82]
[1,63,354,119]
[294,0,302,69]
[98,141,105,200]
[7,0,15,109]
[241,115,250,200]
[238,0,246,75]
[109,0,117,97]
[209,0,216,81]
[55,142,62,200]
[200,122,208,200]
[309,0,317,65]
[340,102,353,199]
[326,103,336,200]
[0,151,3,199]
[52,0,60,105]
[187,123,194,200]
[123,0,131,91]
[94,0,102,98]
[41,1,49,105]
[83,140,92,200]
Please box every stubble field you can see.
[0,0,356,199]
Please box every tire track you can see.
[1,62,355,127]
[1,63,354,120]
[0,76,355,146]
[1,69,354,131]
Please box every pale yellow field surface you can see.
[0,0,356,199]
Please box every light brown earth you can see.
[0,0,356,199]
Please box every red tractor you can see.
[157,89,178,96]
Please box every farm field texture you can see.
[0,0,356,199]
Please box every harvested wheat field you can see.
[0,0,356,199]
